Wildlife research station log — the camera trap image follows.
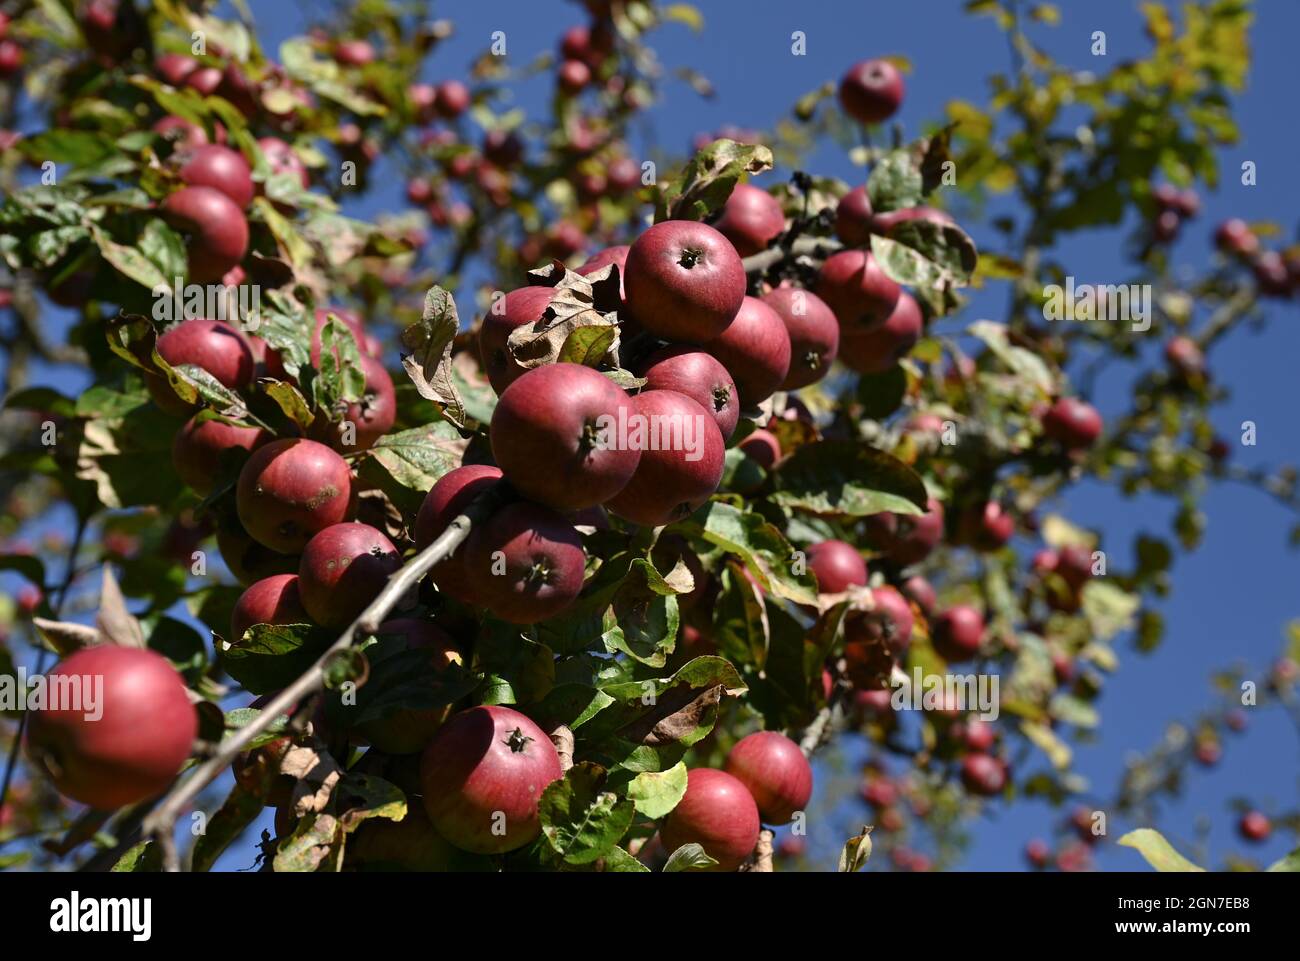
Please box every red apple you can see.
[712,183,784,257]
[311,354,396,452]
[26,646,196,809]
[703,295,792,406]
[147,318,254,415]
[420,705,563,854]
[806,539,867,594]
[415,464,504,605]
[838,290,922,373]
[624,220,747,343]
[763,286,839,389]
[814,249,901,330]
[604,389,725,527]
[838,58,905,124]
[738,428,782,469]
[659,768,760,871]
[640,345,740,439]
[160,186,249,283]
[461,501,586,623]
[478,286,555,394]
[1041,397,1102,450]
[175,144,254,209]
[1238,810,1271,842]
[297,523,401,629]
[835,186,874,246]
[334,39,375,67]
[171,414,265,494]
[490,362,641,510]
[724,731,813,825]
[1213,218,1258,258]
[960,753,1006,796]
[932,605,985,662]
[866,497,945,566]
[230,573,310,640]
[558,59,591,94]
[900,575,936,616]
[258,136,310,189]
[236,438,354,553]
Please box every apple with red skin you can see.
[156,52,198,86]
[185,66,223,96]
[607,156,641,193]
[334,38,375,66]
[846,585,914,649]
[1153,209,1180,243]
[154,115,210,148]
[26,646,196,810]
[478,286,555,393]
[624,220,746,343]
[932,605,985,662]
[1213,218,1258,257]
[491,362,641,511]
[639,345,739,439]
[310,354,396,452]
[147,318,255,415]
[712,183,784,257]
[860,777,897,809]
[1238,810,1271,842]
[408,82,438,123]
[160,186,249,283]
[814,249,901,330]
[175,144,254,209]
[1025,838,1052,869]
[230,573,309,640]
[577,244,629,286]
[434,80,471,118]
[1041,396,1103,450]
[958,501,1014,551]
[1164,335,1204,378]
[215,517,298,585]
[258,136,310,188]
[703,295,792,406]
[900,574,936,616]
[1051,651,1075,683]
[838,58,905,124]
[1055,544,1093,589]
[420,705,563,854]
[416,464,504,605]
[236,438,355,554]
[724,731,813,825]
[357,619,463,754]
[805,539,867,594]
[659,768,760,871]
[172,414,265,494]
[297,523,401,629]
[763,286,840,389]
[866,497,945,567]
[957,719,996,753]
[835,186,874,246]
[738,428,781,469]
[960,753,1006,796]
[838,290,922,373]
[1194,739,1221,766]
[483,129,524,167]
[461,501,586,623]
[558,59,591,94]
[605,390,725,527]
[1252,251,1291,297]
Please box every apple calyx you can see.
[505,728,534,753]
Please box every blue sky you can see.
[5,1,1298,870]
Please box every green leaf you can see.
[769,439,928,517]
[659,138,775,222]
[558,323,617,367]
[219,622,333,695]
[626,762,688,819]
[400,286,467,428]
[867,150,924,213]
[111,840,163,872]
[191,784,267,871]
[1266,847,1300,872]
[92,228,168,291]
[663,842,718,872]
[855,365,908,419]
[359,422,467,516]
[684,501,818,606]
[1118,829,1205,872]
[536,684,616,730]
[539,762,636,865]
[596,845,651,872]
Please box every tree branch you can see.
[742,236,843,276]
[138,488,501,871]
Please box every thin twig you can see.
[742,236,843,276]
